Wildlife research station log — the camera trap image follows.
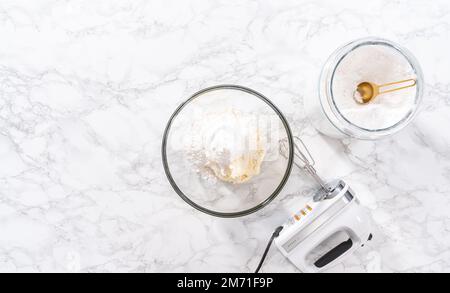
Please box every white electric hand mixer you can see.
[256,136,373,273]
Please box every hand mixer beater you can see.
[255,137,373,273]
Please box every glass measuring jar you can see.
[311,37,424,140]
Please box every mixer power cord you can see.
[254,226,284,273]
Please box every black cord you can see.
[254,226,284,273]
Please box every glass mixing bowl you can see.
[162,85,294,217]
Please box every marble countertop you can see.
[0,0,449,273]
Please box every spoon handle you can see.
[378,78,416,95]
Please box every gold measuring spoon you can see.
[354,78,417,104]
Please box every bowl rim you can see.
[161,84,295,218]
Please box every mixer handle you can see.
[314,238,353,269]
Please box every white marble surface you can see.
[0,0,449,273]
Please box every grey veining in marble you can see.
[0,0,449,272]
